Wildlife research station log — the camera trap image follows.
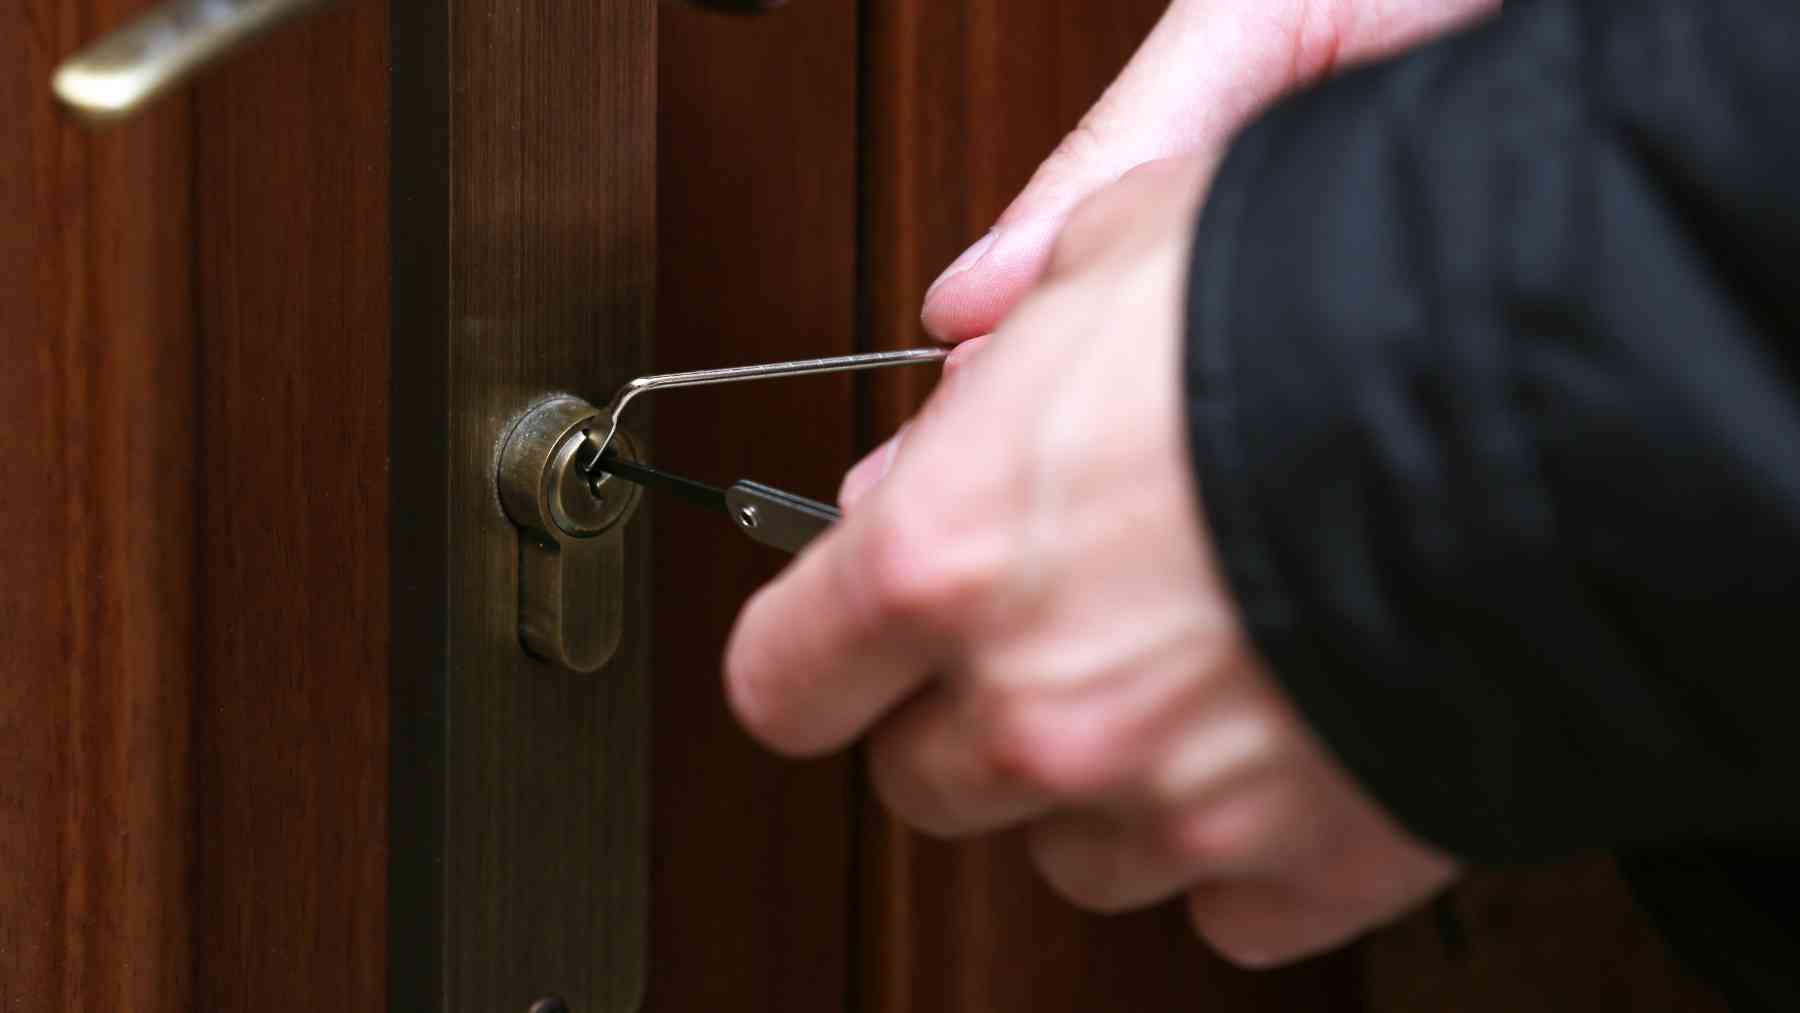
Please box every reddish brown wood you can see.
[861,1,1178,428]
[0,4,196,1010]
[189,4,389,1009]
[650,4,862,1010]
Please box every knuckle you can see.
[1032,119,1110,205]
[1166,804,1268,872]
[1145,700,1293,809]
[1056,116,1112,167]
[982,702,1105,800]
[858,509,975,629]
[982,705,1065,796]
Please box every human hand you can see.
[920,0,1498,342]
[725,160,1458,966]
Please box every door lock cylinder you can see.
[497,396,642,673]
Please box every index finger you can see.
[722,501,949,757]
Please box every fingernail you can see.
[924,229,999,304]
[838,426,908,509]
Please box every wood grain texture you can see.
[860,0,1173,428]
[0,3,195,1010]
[651,3,861,1010]
[390,1,655,1009]
[190,3,389,1009]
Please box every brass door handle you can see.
[53,0,336,125]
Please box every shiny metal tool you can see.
[597,453,840,555]
[586,347,948,554]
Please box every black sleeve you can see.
[1184,0,1800,863]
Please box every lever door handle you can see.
[53,0,787,124]
[53,0,336,125]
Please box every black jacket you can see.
[1183,0,1800,1006]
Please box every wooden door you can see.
[9,0,653,1008]
[2,0,1735,1010]
[4,2,197,1006]
[5,1,388,1009]
[655,2,1735,1011]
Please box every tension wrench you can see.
[584,347,949,553]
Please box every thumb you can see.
[920,0,1268,342]
[920,0,1500,342]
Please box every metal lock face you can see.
[497,397,643,673]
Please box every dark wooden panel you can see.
[0,3,195,1010]
[860,0,1173,430]
[190,3,389,1010]
[391,1,655,1009]
[651,3,861,1010]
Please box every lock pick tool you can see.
[596,452,844,555]
[584,348,949,554]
